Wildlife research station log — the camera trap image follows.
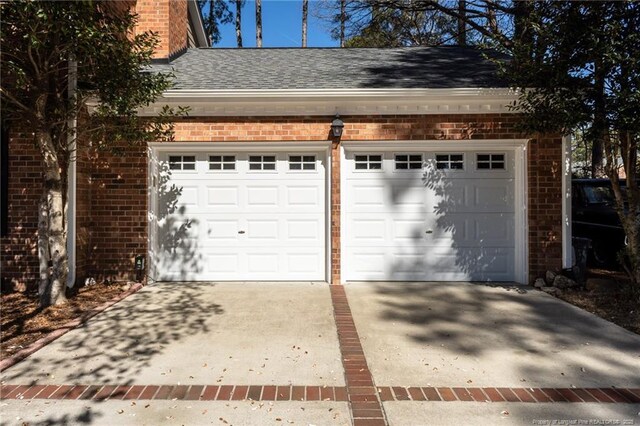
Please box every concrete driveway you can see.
[346,282,640,425]
[346,282,640,388]
[1,281,639,426]
[1,282,344,386]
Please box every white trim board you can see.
[136,87,519,117]
[148,141,331,151]
[562,135,572,268]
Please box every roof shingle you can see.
[152,46,509,91]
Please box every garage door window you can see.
[169,155,196,170]
[477,153,505,170]
[395,154,423,170]
[436,154,464,170]
[209,155,236,170]
[355,154,382,170]
[289,155,316,171]
[249,155,276,171]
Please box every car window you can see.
[583,186,615,204]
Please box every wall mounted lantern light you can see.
[331,114,344,138]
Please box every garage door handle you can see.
[238,230,246,234]
[425,229,433,234]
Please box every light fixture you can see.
[331,114,344,138]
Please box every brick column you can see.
[331,139,341,284]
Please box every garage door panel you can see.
[287,186,322,207]
[344,148,517,282]
[207,187,239,207]
[155,151,326,281]
[288,253,322,273]
[247,253,279,273]
[433,213,514,246]
[246,219,279,240]
[352,219,387,242]
[345,246,514,282]
[206,254,240,273]
[287,220,321,240]
[351,184,386,207]
[472,181,515,211]
[205,219,240,242]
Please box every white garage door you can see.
[343,148,516,282]
[154,151,326,281]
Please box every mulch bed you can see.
[1,283,129,360]
[556,268,640,335]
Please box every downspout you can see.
[66,58,78,287]
[562,135,572,268]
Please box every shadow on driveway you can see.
[346,282,640,387]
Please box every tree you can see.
[256,0,262,47]
[235,0,244,47]
[342,3,456,47]
[503,1,640,298]
[457,0,466,45]
[1,1,182,306]
[318,0,514,48]
[340,0,346,47]
[302,0,308,47]
[197,0,233,45]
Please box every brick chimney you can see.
[135,0,189,59]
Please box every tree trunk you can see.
[457,0,466,46]
[207,0,215,45]
[255,0,262,47]
[591,58,606,177]
[340,0,346,47]
[38,191,50,298]
[235,0,243,47]
[487,2,498,35]
[302,0,308,47]
[38,130,68,307]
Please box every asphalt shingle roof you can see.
[153,46,509,91]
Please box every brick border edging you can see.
[375,386,640,404]
[1,384,638,404]
[330,285,388,426]
[0,282,144,373]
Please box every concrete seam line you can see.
[0,283,144,373]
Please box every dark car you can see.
[572,179,627,267]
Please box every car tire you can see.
[591,240,615,268]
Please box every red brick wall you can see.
[135,0,188,59]
[1,130,42,291]
[528,135,564,279]
[86,144,148,283]
[2,114,562,289]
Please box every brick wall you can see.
[86,143,148,283]
[528,135,564,279]
[2,114,562,289]
[135,0,188,59]
[1,130,42,291]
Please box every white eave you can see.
[138,87,520,116]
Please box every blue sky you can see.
[215,1,339,48]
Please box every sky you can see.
[215,0,339,48]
